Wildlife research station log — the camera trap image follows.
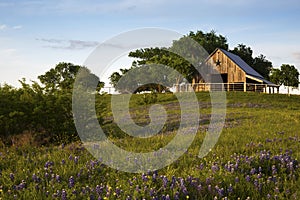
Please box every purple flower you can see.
[115,187,121,196]
[142,173,148,182]
[61,189,67,200]
[149,188,154,197]
[69,176,75,188]
[9,173,14,181]
[165,194,170,200]
[162,176,168,188]
[19,180,26,189]
[211,163,219,173]
[250,168,256,175]
[218,188,225,197]
[235,177,239,183]
[245,175,251,182]
[227,184,233,193]
[208,185,212,192]
[96,185,103,195]
[74,156,79,164]
[56,174,61,183]
[174,191,179,200]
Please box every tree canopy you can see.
[270,64,299,87]
[230,44,273,79]
[0,63,106,146]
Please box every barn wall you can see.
[206,49,246,83]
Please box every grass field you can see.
[0,92,299,199]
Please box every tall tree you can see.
[252,54,273,79]
[269,68,282,85]
[230,44,254,67]
[38,62,81,93]
[280,64,299,95]
[230,44,273,79]
[188,30,229,54]
[270,64,299,95]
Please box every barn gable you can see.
[191,48,279,93]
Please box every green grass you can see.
[0,92,300,199]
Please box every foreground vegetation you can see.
[0,92,299,199]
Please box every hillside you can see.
[0,92,299,199]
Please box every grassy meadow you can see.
[0,92,299,199]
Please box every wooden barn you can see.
[191,48,279,93]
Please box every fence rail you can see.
[100,83,279,94]
[173,83,279,93]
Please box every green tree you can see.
[269,68,282,85]
[280,64,299,95]
[230,44,254,67]
[38,62,80,93]
[188,30,229,54]
[252,54,273,79]
[270,64,299,95]
[230,44,273,79]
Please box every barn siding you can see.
[206,49,246,83]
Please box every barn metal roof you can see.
[218,48,264,79]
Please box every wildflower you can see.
[218,188,225,197]
[162,176,168,188]
[272,165,277,175]
[32,174,40,182]
[211,163,219,173]
[69,176,75,188]
[96,185,103,195]
[227,184,233,193]
[115,187,121,196]
[9,173,14,181]
[142,173,148,182]
[250,168,256,175]
[174,191,179,200]
[208,185,212,192]
[74,156,79,164]
[235,177,239,183]
[19,180,26,189]
[148,188,153,197]
[56,174,61,183]
[61,189,67,200]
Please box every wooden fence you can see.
[174,83,279,93]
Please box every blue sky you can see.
[1,0,300,87]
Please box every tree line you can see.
[109,30,299,93]
[0,63,105,146]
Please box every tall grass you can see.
[0,92,299,199]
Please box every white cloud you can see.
[12,25,22,30]
[37,38,99,50]
[0,24,22,30]
[0,24,7,30]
